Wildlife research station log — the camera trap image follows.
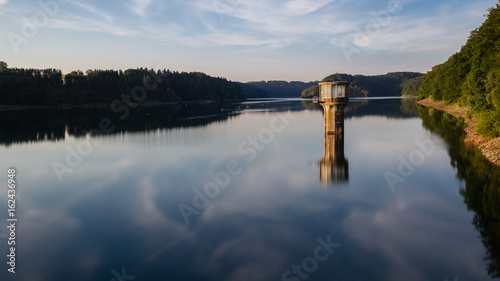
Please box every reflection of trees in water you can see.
[0,103,241,146]
[400,98,420,116]
[0,98,422,146]
[418,106,500,279]
[301,99,368,115]
[241,99,309,114]
[300,100,322,111]
[1,99,316,146]
[301,98,419,119]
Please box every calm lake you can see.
[1,98,500,281]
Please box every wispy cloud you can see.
[329,0,491,53]
[189,0,351,49]
[43,1,137,37]
[284,0,335,16]
[2,0,494,65]
[67,0,114,22]
[49,14,139,37]
[128,0,154,17]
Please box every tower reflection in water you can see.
[315,81,350,186]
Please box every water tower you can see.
[318,81,349,135]
[316,81,350,185]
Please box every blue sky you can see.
[0,0,497,82]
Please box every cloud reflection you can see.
[2,100,494,281]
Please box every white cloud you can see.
[49,14,139,37]
[329,0,493,53]
[189,0,352,48]
[0,0,8,5]
[341,196,489,280]
[187,0,495,54]
[128,0,154,17]
[5,0,492,59]
[68,0,114,22]
[284,0,335,16]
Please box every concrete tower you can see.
[317,81,350,185]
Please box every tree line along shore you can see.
[416,1,500,166]
[418,98,500,166]
[0,64,246,106]
[417,2,500,138]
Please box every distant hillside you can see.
[238,82,268,98]
[247,80,319,98]
[401,76,424,96]
[418,1,500,137]
[301,72,424,99]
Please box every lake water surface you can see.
[1,98,500,281]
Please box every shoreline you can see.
[0,99,245,112]
[417,98,500,166]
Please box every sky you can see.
[0,0,497,82]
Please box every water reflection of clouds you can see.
[3,100,494,281]
[20,207,84,280]
[342,194,488,281]
[195,234,286,281]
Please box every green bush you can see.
[301,85,318,98]
[477,111,500,137]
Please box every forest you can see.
[0,63,246,106]
[237,82,269,98]
[418,1,500,137]
[247,80,318,98]
[300,72,423,98]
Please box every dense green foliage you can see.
[401,76,424,96]
[418,1,500,137]
[418,106,500,278]
[0,65,245,105]
[301,85,319,99]
[300,72,423,98]
[248,80,318,98]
